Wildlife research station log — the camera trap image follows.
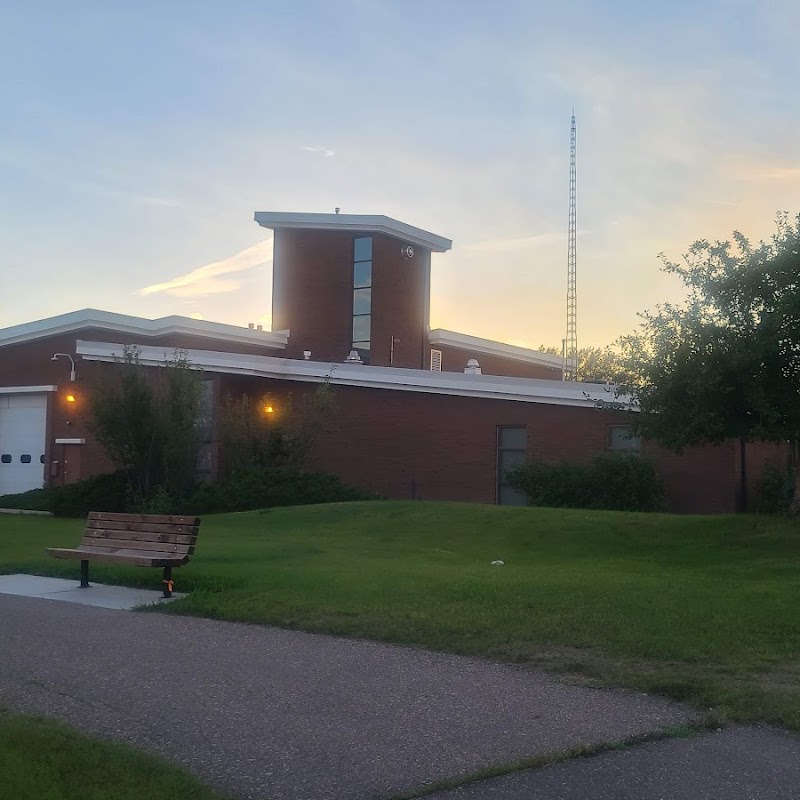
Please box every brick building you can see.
[0,212,787,512]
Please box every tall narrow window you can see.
[352,237,372,363]
[430,349,443,371]
[497,426,528,506]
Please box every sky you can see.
[1,0,798,349]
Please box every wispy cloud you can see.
[136,238,273,298]
[302,145,335,158]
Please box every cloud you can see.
[302,145,335,158]
[136,238,273,298]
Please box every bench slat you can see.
[48,511,200,583]
[83,529,196,545]
[89,512,200,526]
[77,536,193,555]
[47,546,189,568]
[85,519,198,535]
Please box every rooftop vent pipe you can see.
[464,358,482,375]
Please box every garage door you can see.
[0,394,48,496]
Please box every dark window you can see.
[40,454,46,464]
[195,379,215,482]
[608,425,641,452]
[352,237,373,363]
[20,454,32,464]
[497,426,528,506]
[0,454,10,464]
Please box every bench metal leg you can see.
[162,566,173,598]
[80,559,90,588]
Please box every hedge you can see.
[507,453,665,512]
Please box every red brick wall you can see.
[642,440,738,514]
[272,229,429,368]
[1,333,772,514]
[429,344,563,379]
[0,335,115,487]
[217,377,743,512]
[0,332,267,487]
[739,440,792,511]
[370,235,428,369]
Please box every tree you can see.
[615,212,800,510]
[90,346,204,508]
[217,379,336,474]
[537,344,629,383]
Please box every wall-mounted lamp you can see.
[263,404,275,414]
[66,394,77,404]
[51,353,76,382]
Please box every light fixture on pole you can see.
[51,353,76,382]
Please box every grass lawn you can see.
[0,709,228,800]
[2,501,800,731]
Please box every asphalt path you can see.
[428,726,800,800]
[0,594,694,800]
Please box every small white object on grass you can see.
[490,560,505,566]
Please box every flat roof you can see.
[0,309,288,350]
[77,340,632,410]
[429,329,564,370]
[254,212,452,253]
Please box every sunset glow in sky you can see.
[1,0,798,348]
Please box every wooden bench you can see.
[47,512,201,598]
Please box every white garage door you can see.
[0,394,48,496]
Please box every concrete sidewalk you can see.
[0,573,183,609]
[0,593,694,800]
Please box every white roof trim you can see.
[76,340,632,410]
[0,385,57,394]
[428,329,564,369]
[0,309,288,350]
[254,212,452,253]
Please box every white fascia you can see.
[0,309,288,350]
[76,340,634,410]
[0,385,58,394]
[254,212,452,253]
[428,329,564,369]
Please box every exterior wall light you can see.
[51,353,77,382]
[264,405,275,414]
[66,394,77,404]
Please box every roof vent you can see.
[464,358,482,375]
[248,322,255,329]
[345,350,363,364]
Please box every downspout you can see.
[739,437,748,512]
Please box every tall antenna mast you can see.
[565,110,578,381]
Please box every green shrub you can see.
[757,463,795,514]
[0,472,129,517]
[0,467,373,518]
[507,453,664,512]
[182,466,376,514]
